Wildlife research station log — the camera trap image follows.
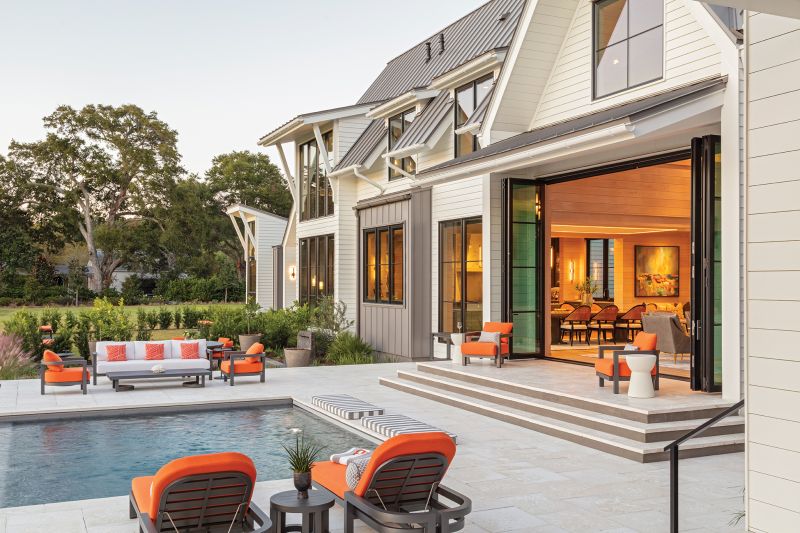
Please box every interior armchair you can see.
[460,322,513,368]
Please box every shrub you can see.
[121,275,144,305]
[182,306,204,329]
[157,308,173,330]
[0,334,36,380]
[326,332,374,365]
[40,308,62,333]
[3,311,42,359]
[145,310,159,330]
[89,298,133,341]
[309,297,353,358]
[73,312,91,359]
[135,309,151,341]
[173,308,183,329]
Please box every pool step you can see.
[379,372,744,463]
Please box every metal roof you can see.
[458,85,494,133]
[258,102,377,146]
[356,0,524,105]
[388,91,454,154]
[419,76,727,176]
[335,119,387,170]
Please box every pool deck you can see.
[0,362,744,532]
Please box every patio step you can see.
[414,362,733,424]
[379,373,744,463]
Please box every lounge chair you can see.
[220,342,267,386]
[129,452,270,532]
[643,312,691,363]
[595,332,660,394]
[460,322,513,368]
[313,432,471,533]
[207,337,234,376]
[40,350,90,395]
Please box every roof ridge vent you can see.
[425,41,432,62]
[498,11,511,22]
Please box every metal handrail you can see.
[664,399,744,533]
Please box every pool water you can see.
[0,406,373,508]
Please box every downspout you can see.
[353,166,386,195]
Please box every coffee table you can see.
[106,368,211,391]
[269,490,334,532]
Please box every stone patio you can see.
[0,362,745,532]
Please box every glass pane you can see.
[328,235,334,296]
[301,144,309,221]
[512,223,538,268]
[456,132,474,157]
[403,109,416,129]
[588,239,605,297]
[475,76,493,107]
[441,222,462,263]
[512,268,537,311]
[596,0,628,49]
[389,115,403,148]
[441,301,455,333]
[595,41,628,97]
[392,227,404,302]
[628,27,663,86]
[309,237,318,302]
[441,263,459,302]
[309,143,319,219]
[508,182,541,356]
[465,220,482,271]
[299,239,308,303]
[511,183,538,223]
[366,232,376,301]
[318,237,327,296]
[513,312,539,353]
[712,141,722,387]
[629,0,663,35]
[404,156,416,174]
[607,239,615,299]
[379,229,389,302]
[455,85,473,127]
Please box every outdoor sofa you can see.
[93,339,209,385]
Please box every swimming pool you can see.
[0,405,373,508]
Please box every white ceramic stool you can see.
[450,333,464,364]
[626,353,657,398]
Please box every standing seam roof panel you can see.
[389,91,454,152]
[335,119,387,170]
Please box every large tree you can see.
[205,150,292,217]
[7,104,183,291]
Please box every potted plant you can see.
[282,429,324,499]
[283,331,312,368]
[238,297,262,351]
[575,278,599,306]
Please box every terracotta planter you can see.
[238,334,261,352]
[284,348,312,368]
[293,471,312,499]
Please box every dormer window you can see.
[593,0,663,99]
[388,108,416,180]
[454,75,493,157]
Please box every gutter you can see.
[328,164,386,195]
[384,143,426,159]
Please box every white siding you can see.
[334,178,358,328]
[334,116,372,163]
[745,11,800,532]
[254,215,288,310]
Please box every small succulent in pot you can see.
[282,429,325,499]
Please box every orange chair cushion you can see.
[42,338,55,346]
[353,432,455,498]
[135,452,256,519]
[311,461,349,499]
[461,341,509,357]
[42,350,63,372]
[220,360,263,374]
[39,325,53,332]
[144,343,165,360]
[44,367,91,383]
[245,342,264,364]
[483,322,513,344]
[595,359,656,377]
[633,332,657,351]
[106,344,128,362]
[179,342,200,359]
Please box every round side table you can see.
[626,353,657,398]
[269,490,335,533]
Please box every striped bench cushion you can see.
[361,414,457,444]
[311,394,384,420]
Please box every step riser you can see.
[380,378,741,463]
[397,371,743,443]
[417,364,730,424]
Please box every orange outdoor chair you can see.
[460,322,513,368]
[595,332,660,394]
[129,452,270,532]
[313,432,471,532]
[220,342,266,386]
[40,350,90,395]
[207,337,234,375]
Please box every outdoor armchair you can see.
[312,432,471,533]
[129,452,270,533]
[595,332,660,394]
[461,322,513,368]
[220,342,266,386]
[40,349,90,395]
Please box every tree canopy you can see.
[206,150,292,217]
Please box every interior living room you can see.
[544,159,693,381]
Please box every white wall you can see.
[255,215,288,310]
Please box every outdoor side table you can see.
[269,490,334,533]
[626,353,657,398]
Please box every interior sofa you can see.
[93,339,209,385]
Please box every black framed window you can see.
[388,109,416,180]
[593,0,663,99]
[586,238,615,300]
[298,131,334,221]
[454,75,493,157]
[298,234,334,305]
[439,217,482,333]
[363,225,404,304]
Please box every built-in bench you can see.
[311,394,384,420]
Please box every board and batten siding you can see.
[745,11,800,533]
[358,190,431,359]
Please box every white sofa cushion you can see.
[96,357,210,374]
[95,341,136,362]
[170,339,207,360]
[132,340,173,360]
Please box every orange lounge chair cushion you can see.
[483,322,513,343]
[461,341,510,357]
[311,461,349,499]
[44,367,91,383]
[595,359,656,377]
[244,342,265,364]
[42,350,63,372]
[133,452,256,519]
[220,360,263,374]
[632,332,657,351]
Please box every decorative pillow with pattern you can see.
[145,343,165,360]
[478,331,501,344]
[180,342,200,359]
[106,344,128,362]
[623,344,639,352]
[345,455,371,490]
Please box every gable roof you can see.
[335,119,387,170]
[386,91,454,157]
[356,0,525,105]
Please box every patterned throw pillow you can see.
[478,331,501,344]
[106,344,128,362]
[345,456,371,490]
[623,344,640,352]
[180,342,200,359]
[145,343,165,360]
[42,350,63,372]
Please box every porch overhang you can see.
[257,102,377,147]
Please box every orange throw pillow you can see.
[245,342,264,364]
[42,350,63,372]
[106,344,128,362]
[145,343,165,360]
[180,342,200,359]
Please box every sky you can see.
[0,0,486,175]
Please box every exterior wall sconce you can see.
[535,192,542,221]
[289,266,296,281]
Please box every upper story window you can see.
[388,109,416,180]
[454,75,493,157]
[299,131,334,221]
[593,0,664,99]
